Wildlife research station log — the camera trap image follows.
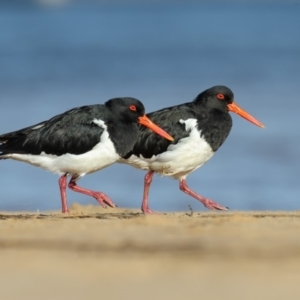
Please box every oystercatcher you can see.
[0,97,173,213]
[121,86,264,213]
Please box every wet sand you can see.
[1,204,300,300]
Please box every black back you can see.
[124,86,234,159]
[0,97,147,158]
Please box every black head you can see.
[105,97,174,141]
[193,85,265,128]
[193,85,234,112]
[105,97,146,123]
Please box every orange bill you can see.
[138,115,174,141]
[227,102,265,128]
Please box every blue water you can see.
[0,1,299,212]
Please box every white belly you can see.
[3,123,120,176]
[120,118,214,179]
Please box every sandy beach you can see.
[1,204,300,300]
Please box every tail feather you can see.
[0,121,46,156]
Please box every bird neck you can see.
[107,121,139,157]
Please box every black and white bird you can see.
[121,86,264,213]
[0,97,173,213]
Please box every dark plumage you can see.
[121,86,264,213]
[0,97,173,213]
[1,98,145,157]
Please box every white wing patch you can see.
[179,118,197,131]
[120,118,214,179]
[31,124,45,130]
[93,118,107,129]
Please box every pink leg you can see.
[179,179,228,211]
[68,176,117,208]
[141,171,157,214]
[59,174,70,213]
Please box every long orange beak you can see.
[138,115,174,141]
[227,102,265,128]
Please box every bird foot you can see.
[202,199,229,211]
[141,206,159,214]
[94,193,118,208]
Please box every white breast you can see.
[120,118,214,179]
[3,118,120,177]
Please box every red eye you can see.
[217,94,225,100]
[129,105,137,111]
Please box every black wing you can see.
[0,105,107,156]
[123,102,200,159]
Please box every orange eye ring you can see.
[129,105,137,111]
[217,94,225,100]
